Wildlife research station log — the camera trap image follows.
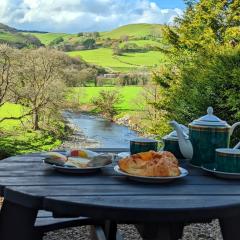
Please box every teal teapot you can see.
[170,107,240,167]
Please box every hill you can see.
[29,23,164,46]
[66,24,166,72]
[30,32,75,45]
[101,23,163,39]
[0,23,18,33]
[0,22,166,73]
[0,23,43,48]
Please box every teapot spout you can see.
[170,121,193,159]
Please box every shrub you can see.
[91,90,122,120]
[49,37,64,46]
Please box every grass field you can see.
[67,86,143,111]
[67,48,166,72]
[0,103,61,156]
[0,31,26,43]
[119,40,162,48]
[101,23,163,39]
[0,103,27,130]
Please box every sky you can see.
[0,0,186,33]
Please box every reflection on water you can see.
[63,112,138,148]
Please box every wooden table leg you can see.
[90,221,123,240]
[136,223,184,240]
[0,199,39,240]
[104,220,117,240]
[219,216,240,240]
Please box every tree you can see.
[24,34,44,47]
[0,44,17,108]
[113,46,122,55]
[164,0,240,51]
[92,32,100,38]
[49,36,64,46]
[77,32,84,37]
[13,48,66,130]
[147,0,240,139]
[82,38,96,49]
[91,90,122,120]
[139,81,168,135]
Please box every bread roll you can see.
[44,152,67,166]
[118,151,180,177]
[66,157,91,168]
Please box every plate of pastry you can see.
[114,151,188,183]
[43,149,112,174]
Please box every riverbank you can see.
[59,110,100,149]
[61,110,138,149]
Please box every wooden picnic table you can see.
[0,148,240,240]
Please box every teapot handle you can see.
[230,122,240,136]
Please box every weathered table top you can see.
[1,149,240,225]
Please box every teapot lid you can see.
[191,107,229,127]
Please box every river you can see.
[63,111,138,148]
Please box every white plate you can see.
[114,165,188,183]
[43,160,110,174]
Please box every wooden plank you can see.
[5,184,240,199]
[42,195,240,223]
[0,175,239,186]
[43,195,240,210]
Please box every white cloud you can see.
[0,0,183,33]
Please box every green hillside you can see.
[29,23,163,45]
[0,23,18,32]
[66,24,166,72]
[68,48,166,72]
[0,22,166,73]
[101,23,163,39]
[30,32,75,45]
[0,23,43,48]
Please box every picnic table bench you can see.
[0,148,240,240]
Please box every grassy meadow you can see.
[30,32,76,45]
[0,31,27,43]
[0,103,62,157]
[67,86,143,111]
[68,48,166,72]
[119,40,162,48]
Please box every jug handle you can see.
[230,122,240,136]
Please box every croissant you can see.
[118,151,180,177]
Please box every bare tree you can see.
[0,44,17,107]
[13,48,66,130]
